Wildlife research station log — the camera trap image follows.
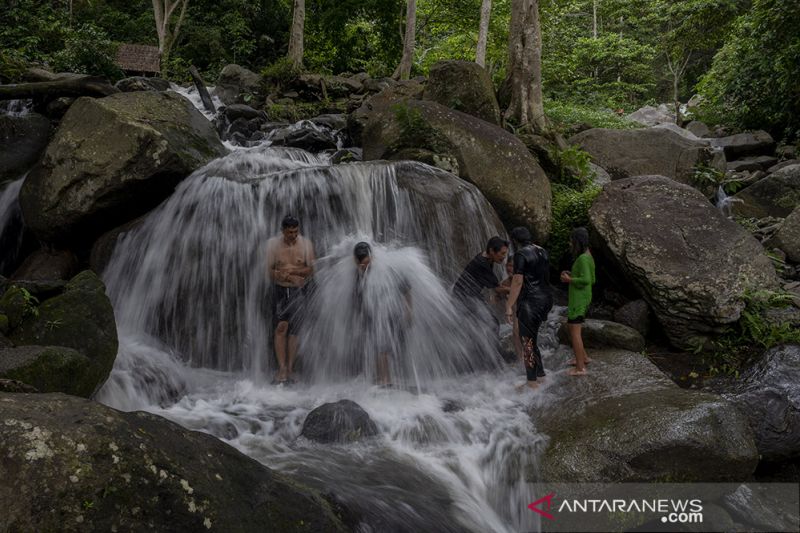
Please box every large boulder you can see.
[569,127,726,185]
[613,299,651,337]
[19,91,226,245]
[301,399,379,444]
[772,206,800,263]
[625,104,675,126]
[114,76,171,92]
[347,80,425,145]
[0,392,348,532]
[720,345,800,461]
[0,271,117,396]
[732,163,800,219]
[710,130,775,159]
[536,348,758,482]
[0,345,95,397]
[0,113,50,181]
[213,64,262,106]
[422,60,501,125]
[11,249,78,281]
[362,99,551,242]
[589,176,779,350]
[557,318,645,352]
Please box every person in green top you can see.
[560,227,595,376]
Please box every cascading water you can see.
[97,113,560,532]
[0,178,26,274]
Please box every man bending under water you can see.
[266,215,315,384]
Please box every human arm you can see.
[505,275,523,324]
[566,255,592,288]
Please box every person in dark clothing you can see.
[504,227,553,389]
[452,236,510,307]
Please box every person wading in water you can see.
[266,215,315,385]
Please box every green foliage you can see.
[0,49,28,83]
[549,145,593,189]
[700,288,800,376]
[50,24,123,79]
[18,288,40,319]
[548,183,602,262]
[697,0,800,139]
[390,103,451,153]
[544,99,640,133]
[261,57,304,88]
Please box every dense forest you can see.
[1,0,799,139]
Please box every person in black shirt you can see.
[505,227,553,389]
[452,236,510,307]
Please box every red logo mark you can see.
[528,493,556,520]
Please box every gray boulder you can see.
[0,271,117,397]
[301,399,379,444]
[536,348,758,482]
[686,120,711,138]
[626,104,675,126]
[732,163,800,219]
[727,155,779,173]
[0,345,95,397]
[0,113,50,181]
[773,206,800,263]
[213,64,262,106]
[768,158,800,173]
[347,80,425,145]
[721,345,800,461]
[613,299,651,337]
[20,91,226,245]
[224,104,265,122]
[11,249,78,281]
[710,130,775,159]
[115,76,171,92]
[569,127,725,186]
[557,318,645,352]
[0,392,348,533]
[423,60,501,125]
[589,176,779,350]
[363,99,551,242]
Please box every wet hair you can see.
[509,226,533,246]
[281,215,299,229]
[486,236,510,254]
[353,241,372,262]
[571,227,590,256]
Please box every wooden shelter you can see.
[115,44,161,75]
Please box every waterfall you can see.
[96,113,552,532]
[0,178,26,275]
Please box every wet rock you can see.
[0,392,348,533]
[423,60,501,125]
[773,206,800,263]
[732,163,800,219]
[589,176,779,350]
[19,91,226,245]
[0,345,94,397]
[330,148,362,164]
[310,113,347,131]
[569,127,725,186]
[389,148,459,175]
[362,99,551,242]
[727,155,779,173]
[558,318,645,352]
[0,113,50,181]
[0,378,38,393]
[213,64,262,106]
[346,80,425,145]
[710,130,776,159]
[2,271,117,397]
[301,399,379,444]
[268,122,339,152]
[89,215,147,275]
[536,348,758,482]
[723,483,800,532]
[613,299,651,337]
[720,345,800,461]
[224,104,265,122]
[115,76,170,92]
[43,97,75,119]
[11,249,78,281]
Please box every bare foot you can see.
[568,358,593,366]
[568,368,588,376]
[516,381,540,391]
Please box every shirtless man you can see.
[266,215,315,384]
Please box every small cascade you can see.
[0,178,26,275]
[715,185,743,217]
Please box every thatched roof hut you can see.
[115,44,160,75]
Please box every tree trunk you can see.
[0,77,119,100]
[395,0,417,80]
[505,0,546,132]
[152,0,190,77]
[287,0,305,68]
[189,66,215,113]
[476,0,492,67]
[592,0,598,38]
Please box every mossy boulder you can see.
[589,176,779,350]
[772,205,800,263]
[0,286,32,331]
[732,163,800,219]
[423,60,501,125]
[0,345,95,396]
[362,99,551,242]
[4,271,117,396]
[0,392,349,532]
[0,113,50,181]
[301,400,379,444]
[535,349,758,483]
[19,91,227,245]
